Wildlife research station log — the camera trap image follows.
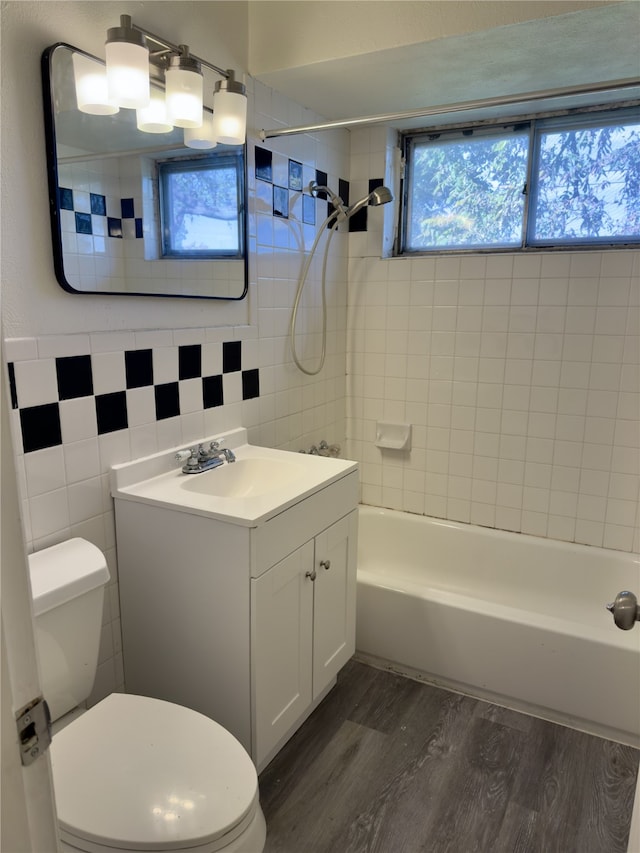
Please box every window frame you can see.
[399,104,640,256]
[158,150,245,260]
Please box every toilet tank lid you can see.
[28,539,110,616]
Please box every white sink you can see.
[181,456,304,499]
[111,428,357,526]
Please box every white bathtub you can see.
[356,505,640,748]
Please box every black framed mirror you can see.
[42,43,248,299]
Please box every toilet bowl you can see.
[52,694,266,853]
[28,539,266,853]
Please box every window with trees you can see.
[159,150,244,259]
[402,108,640,253]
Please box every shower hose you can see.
[289,209,342,375]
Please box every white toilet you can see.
[28,538,267,853]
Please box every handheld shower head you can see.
[307,180,393,222]
[291,182,393,376]
[346,185,393,218]
[369,186,393,206]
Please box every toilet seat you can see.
[50,693,264,852]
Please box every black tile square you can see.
[154,383,180,420]
[56,355,93,400]
[203,375,224,408]
[59,187,74,210]
[273,186,289,218]
[223,340,242,373]
[135,218,143,238]
[75,212,92,235]
[95,391,128,434]
[121,198,135,219]
[315,170,328,199]
[242,369,260,400]
[179,345,202,380]
[20,403,62,453]
[348,206,368,232]
[330,178,350,227]
[8,363,18,409]
[369,177,384,193]
[108,218,122,238]
[327,201,336,224]
[125,349,153,389]
[338,179,350,206]
[288,159,303,191]
[255,146,273,182]
[90,193,106,216]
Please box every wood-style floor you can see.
[259,659,639,853]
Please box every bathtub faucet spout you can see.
[606,590,640,630]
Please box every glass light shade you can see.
[105,40,149,109]
[72,53,119,115]
[184,112,218,149]
[165,67,203,128]
[137,88,173,133]
[211,89,247,145]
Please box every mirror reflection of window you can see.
[158,153,244,258]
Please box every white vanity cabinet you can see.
[251,511,357,768]
[113,448,358,772]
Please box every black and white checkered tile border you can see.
[59,188,143,240]
[254,145,384,234]
[9,341,260,454]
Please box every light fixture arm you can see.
[127,19,231,79]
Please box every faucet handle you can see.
[176,447,201,470]
[209,438,226,451]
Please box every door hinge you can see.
[16,696,52,766]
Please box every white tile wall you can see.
[346,120,639,553]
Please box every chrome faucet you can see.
[209,439,236,464]
[299,440,341,457]
[175,439,236,474]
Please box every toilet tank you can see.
[28,539,110,722]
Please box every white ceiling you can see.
[252,2,640,133]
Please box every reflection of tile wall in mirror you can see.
[273,185,289,219]
[302,194,316,226]
[43,43,247,299]
[255,146,273,182]
[288,159,303,191]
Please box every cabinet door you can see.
[312,510,358,700]
[252,541,314,766]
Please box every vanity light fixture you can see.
[99,14,247,143]
[211,71,248,145]
[165,47,203,128]
[105,15,150,109]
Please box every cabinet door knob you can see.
[305,568,317,582]
[320,559,331,571]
